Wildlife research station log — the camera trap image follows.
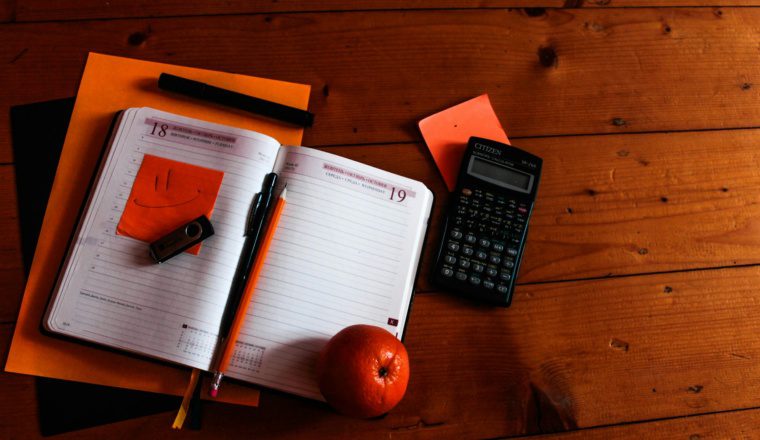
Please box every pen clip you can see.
[245,173,279,236]
[245,193,262,235]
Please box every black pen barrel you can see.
[159,73,314,127]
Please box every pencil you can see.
[210,188,287,397]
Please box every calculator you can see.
[432,137,542,307]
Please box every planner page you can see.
[45,107,281,370]
[225,146,433,399]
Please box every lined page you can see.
[46,107,280,370]
[226,146,433,399]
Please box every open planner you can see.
[44,107,433,400]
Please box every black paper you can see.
[10,98,179,436]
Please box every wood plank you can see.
[0,324,40,439]
[12,1,760,22]
[4,9,760,162]
[7,265,760,437]
[496,265,760,430]
[518,408,760,439]
[0,0,13,22]
[586,1,760,6]
[0,166,24,324]
[6,126,760,321]
[12,1,564,22]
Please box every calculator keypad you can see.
[439,186,530,299]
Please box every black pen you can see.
[210,172,278,396]
[158,73,314,127]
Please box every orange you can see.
[316,325,410,418]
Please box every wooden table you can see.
[4,1,760,438]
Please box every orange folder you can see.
[5,53,311,406]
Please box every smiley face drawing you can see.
[116,154,224,255]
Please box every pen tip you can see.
[280,187,288,200]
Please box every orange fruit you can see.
[316,324,410,418]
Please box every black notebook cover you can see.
[10,98,179,436]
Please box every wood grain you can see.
[326,127,760,286]
[4,6,760,437]
[10,1,564,22]
[10,1,760,23]
[211,266,760,434]
[0,0,13,22]
[6,127,760,321]
[0,167,24,324]
[8,265,760,437]
[4,9,760,162]
[0,325,39,439]
[586,1,760,6]
[518,409,760,439]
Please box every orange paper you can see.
[117,155,224,254]
[418,94,509,191]
[5,53,311,407]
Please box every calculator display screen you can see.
[468,157,533,192]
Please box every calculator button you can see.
[441,268,454,277]
[493,243,505,252]
[503,260,515,268]
[518,207,528,214]
[486,266,498,277]
[489,255,501,265]
[469,276,481,286]
[476,251,488,260]
[478,238,491,248]
[483,280,495,289]
[507,248,518,256]
[455,272,468,281]
[450,230,463,239]
[462,246,474,256]
[444,255,457,264]
[499,271,512,281]
[472,263,484,273]
[497,284,509,294]
[448,242,460,252]
[459,259,471,269]
[462,188,472,196]
[465,234,477,244]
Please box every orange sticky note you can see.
[419,94,509,191]
[117,155,224,254]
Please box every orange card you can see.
[117,155,224,254]
[419,94,509,191]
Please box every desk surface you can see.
[3,1,760,438]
